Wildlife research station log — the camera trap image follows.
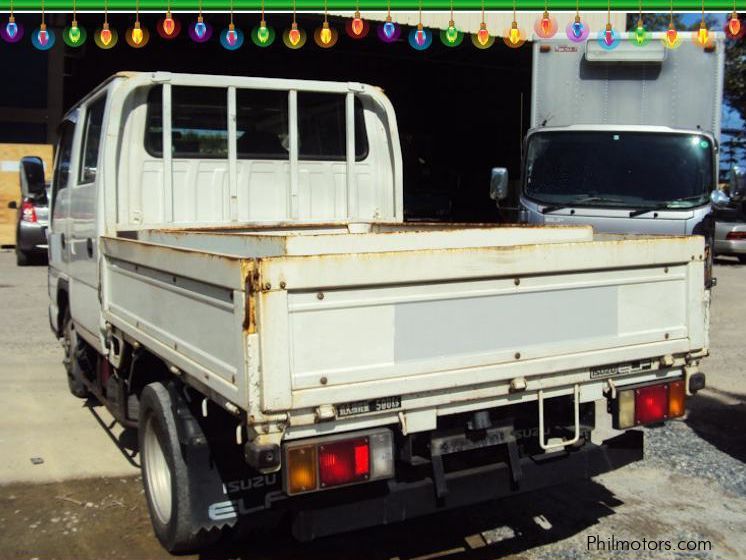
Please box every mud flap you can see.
[166,384,283,534]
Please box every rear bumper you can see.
[714,239,746,255]
[17,222,48,252]
[289,430,643,541]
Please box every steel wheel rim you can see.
[143,416,173,525]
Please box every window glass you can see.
[145,87,369,162]
[145,86,228,158]
[79,96,106,184]
[52,121,74,216]
[297,93,368,161]
[524,132,713,209]
[236,89,289,159]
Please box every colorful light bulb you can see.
[6,16,17,38]
[38,23,48,46]
[257,19,269,43]
[604,23,613,45]
[100,22,111,45]
[573,18,585,38]
[351,10,364,36]
[320,21,331,44]
[226,22,237,45]
[194,16,207,39]
[540,11,551,34]
[163,12,175,35]
[474,22,488,45]
[666,22,677,46]
[132,21,143,44]
[697,21,708,46]
[634,18,646,45]
[445,20,458,44]
[728,11,741,36]
[508,21,520,45]
[69,20,81,42]
[383,19,395,39]
[289,22,300,45]
[414,23,425,46]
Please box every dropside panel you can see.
[287,266,688,390]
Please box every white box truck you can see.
[45,72,708,552]
[493,32,726,286]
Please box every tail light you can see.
[612,379,686,429]
[21,200,37,223]
[284,428,394,496]
[726,231,746,240]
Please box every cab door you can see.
[49,119,77,273]
[69,94,107,348]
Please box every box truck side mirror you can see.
[490,167,509,202]
[710,189,731,208]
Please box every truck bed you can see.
[101,223,707,438]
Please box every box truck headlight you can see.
[612,380,686,429]
[284,428,394,495]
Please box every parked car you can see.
[714,220,746,263]
[713,166,746,263]
[11,156,49,265]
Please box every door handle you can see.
[60,233,66,249]
[86,238,94,258]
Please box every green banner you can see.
[5,1,744,10]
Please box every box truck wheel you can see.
[61,308,91,399]
[139,382,220,553]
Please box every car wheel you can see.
[16,249,30,266]
[139,382,221,553]
[738,255,746,264]
[62,309,91,399]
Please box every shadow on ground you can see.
[685,387,746,465]
[200,479,622,560]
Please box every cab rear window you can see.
[145,86,368,161]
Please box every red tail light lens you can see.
[726,231,746,240]
[318,437,370,488]
[21,200,37,223]
[634,384,668,425]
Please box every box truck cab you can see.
[493,34,725,246]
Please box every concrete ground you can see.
[0,251,138,483]
[0,250,745,559]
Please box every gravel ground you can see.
[0,253,745,560]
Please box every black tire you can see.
[16,249,30,266]
[61,309,91,399]
[738,255,746,264]
[139,383,220,553]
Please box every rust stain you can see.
[241,259,258,334]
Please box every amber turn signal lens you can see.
[668,380,686,418]
[286,445,317,495]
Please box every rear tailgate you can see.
[254,235,706,413]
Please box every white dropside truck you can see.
[47,72,708,552]
[492,32,725,286]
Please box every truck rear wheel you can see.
[139,382,221,553]
[61,309,91,399]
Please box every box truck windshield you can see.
[524,131,714,213]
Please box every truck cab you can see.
[494,34,724,244]
[522,124,716,235]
